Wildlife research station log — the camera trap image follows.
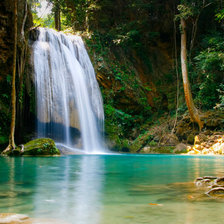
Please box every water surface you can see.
[0,154,224,224]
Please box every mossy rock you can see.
[7,138,60,156]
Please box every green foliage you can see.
[191,32,224,110]
[216,84,224,110]
[216,9,224,22]
[30,0,72,30]
[195,75,219,109]
[195,34,224,72]
[27,0,223,151]
[0,74,11,147]
[0,127,8,146]
[176,4,194,20]
[176,0,217,21]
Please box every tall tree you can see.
[46,0,62,31]
[176,2,206,130]
[2,0,18,154]
[180,17,204,130]
[54,1,61,31]
[177,1,216,130]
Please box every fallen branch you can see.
[29,24,41,32]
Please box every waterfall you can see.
[32,28,106,153]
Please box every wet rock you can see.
[206,187,224,198]
[210,184,224,189]
[194,176,217,187]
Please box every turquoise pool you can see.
[0,154,224,224]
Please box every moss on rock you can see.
[5,138,60,156]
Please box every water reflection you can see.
[73,156,104,224]
[31,156,104,224]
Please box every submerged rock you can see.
[194,176,224,199]
[206,187,224,198]
[194,177,217,187]
[5,138,60,156]
[203,176,217,180]
[215,177,224,186]
[0,213,70,224]
[0,213,29,223]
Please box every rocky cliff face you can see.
[84,0,178,113]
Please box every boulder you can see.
[142,146,151,153]
[173,143,188,153]
[6,138,60,156]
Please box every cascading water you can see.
[32,28,106,153]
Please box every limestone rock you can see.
[187,133,224,155]
[142,146,151,153]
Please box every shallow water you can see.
[0,154,224,224]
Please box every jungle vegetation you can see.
[0,0,223,152]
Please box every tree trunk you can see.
[180,18,204,130]
[18,0,28,141]
[2,0,18,154]
[54,4,61,31]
